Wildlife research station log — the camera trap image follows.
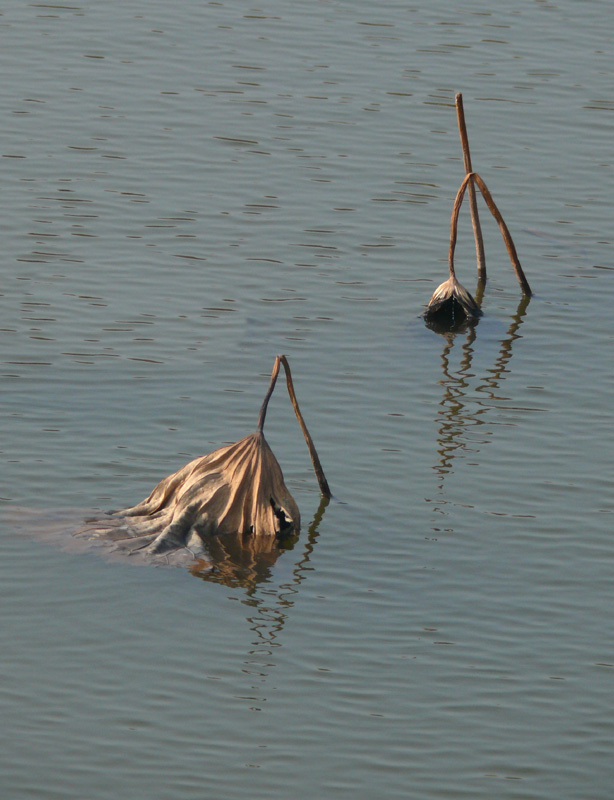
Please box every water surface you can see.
[2,1,613,798]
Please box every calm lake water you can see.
[2,1,613,797]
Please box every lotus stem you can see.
[471,173,532,297]
[279,355,332,499]
[257,356,281,432]
[455,93,486,282]
[448,172,474,279]
[257,355,331,499]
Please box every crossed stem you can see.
[448,172,532,297]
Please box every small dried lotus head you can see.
[119,431,300,554]
[424,276,482,323]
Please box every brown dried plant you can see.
[425,173,483,324]
[73,355,330,565]
[425,93,532,328]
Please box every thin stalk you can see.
[279,355,332,499]
[474,275,486,308]
[471,173,532,296]
[257,356,281,432]
[455,93,486,281]
[448,172,473,279]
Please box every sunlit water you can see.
[1,1,613,798]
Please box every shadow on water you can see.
[428,293,531,498]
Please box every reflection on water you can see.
[6,494,328,710]
[196,496,329,702]
[7,494,328,593]
[430,293,531,493]
[192,495,328,591]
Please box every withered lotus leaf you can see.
[71,354,330,566]
[119,430,300,555]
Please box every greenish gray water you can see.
[1,1,613,798]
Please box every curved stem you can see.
[257,356,281,432]
[279,355,332,499]
[455,93,486,281]
[449,173,473,279]
[471,173,532,296]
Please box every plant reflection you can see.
[7,494,330,716]
[191,495,328,688]
[429,292,530,495]
[190,494,328,591]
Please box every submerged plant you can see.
[75,355,331,564]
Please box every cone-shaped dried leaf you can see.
[12,355,329,573]
[424,275,481,323]
[114,430,300,557]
